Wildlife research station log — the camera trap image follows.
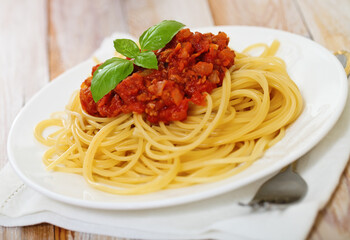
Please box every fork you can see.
[239,164,307,207]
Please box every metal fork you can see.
[239,164,307,207]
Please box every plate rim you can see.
[7,25,349,210]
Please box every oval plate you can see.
[7,26,348,210]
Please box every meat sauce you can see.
[80,28,235,123]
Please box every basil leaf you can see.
[90,20,185,102]
[113,39,140,59]
[91,58,134,102]
[139,20,185,51]
[134,51,158,69]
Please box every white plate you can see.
[7,26,348,210]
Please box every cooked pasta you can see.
[34,40,303,194]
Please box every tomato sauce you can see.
[80,29,235,123]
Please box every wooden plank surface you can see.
[0,0,52,239]
[208,0,310,37]
[0,0,350,239]
[48,0,128,79]
[125,0,214,37]
[296,0,350,51]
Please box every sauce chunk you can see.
[80,29,235,123]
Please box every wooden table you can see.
[1,0,349,239]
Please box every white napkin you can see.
[1,33,349,240]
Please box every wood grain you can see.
[0,0,52,238]
[209,0,310,36]
[22,224,54,240]
[48,0,128,79]
[0,0,49,169]
[124,0,214,37]
[296,0,350,51]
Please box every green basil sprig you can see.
[91,20,185,102]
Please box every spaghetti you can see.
[34,40,303,195]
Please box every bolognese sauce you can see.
[80,28,235,123]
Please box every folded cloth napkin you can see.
[1,33,349,240]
